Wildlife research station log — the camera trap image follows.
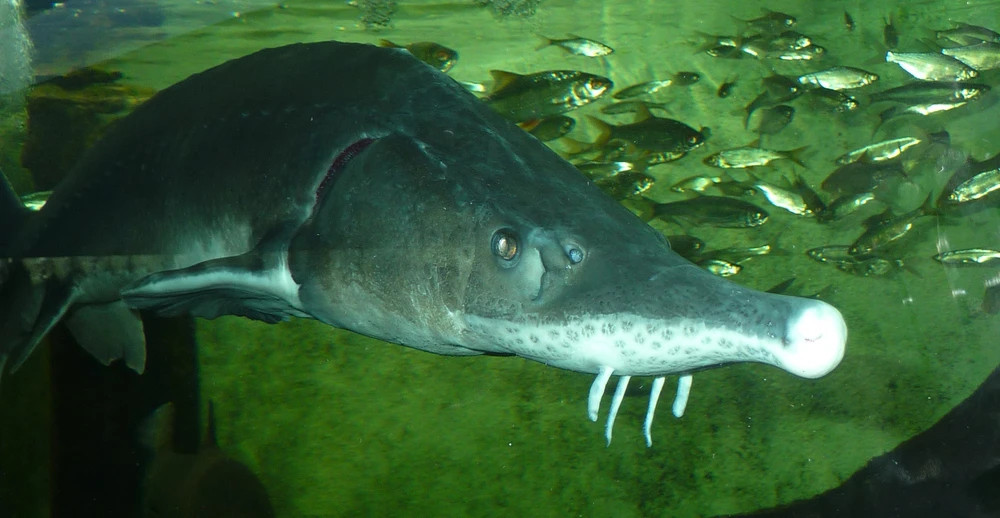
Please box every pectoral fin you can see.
[65,301,146,374]
[121,251,309,324]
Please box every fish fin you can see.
[534,35,554,51]
[122,249,306,324]
[139,402,175,453]
[0,170,30,252]
[553,136,594,157]
[517,119,542,132]
[586,116,614,147]
[377,39,403,49]
[488,70,522,92]
[785,146,809,168]
[64,301,146,374]
[3,270,78,374]
[202,400,218,449]
[633,103,653,122]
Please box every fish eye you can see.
[435,51,451,61]
[492,229,519,262]
[687,135,700,145]
[566,246,584,264]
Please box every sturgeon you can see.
[0,41,847,445]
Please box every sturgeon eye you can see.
[567,246,583,264]
[492,229,519,261]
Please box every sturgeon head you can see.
[279,58,847,446]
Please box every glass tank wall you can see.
[1,0,999,516]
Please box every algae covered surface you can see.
[9,0,1000,515]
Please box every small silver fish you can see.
[699,244,774,264]
[671,175,722,193]
[537,35,614,57]
[698,258,742,277]
[769,46,825,61]
[886,51,978,82]
[942,42,1000,71]
[878,101,967,125]
[944,166,1000,204]
[703,146,806,169]
[835,137,921,165]
[797,67,879,90]
[933,248,1000,266]
[613,80,674,99]
[575,160,642,179]
[600,100,670,115]
[752,178,813,216]
[817,192,878,223]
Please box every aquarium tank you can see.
[1,0,1000,516]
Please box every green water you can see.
[3,0,1000,516]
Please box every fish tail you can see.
[586,116,614,147]
[534,35,554,51]
[785,146,809,168]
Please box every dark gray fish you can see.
[752,104,794,135]
[523,115,575,141]
[936,23,1000,46]
[378,40,458,72]
[821,160,906,196]
[848,196,935,256]
[835,256,904,277]
[717,76,738,98]
[484,69,613,122]
[664,234,705,260]
[767,277,797,294]
[588,109,706,163]
[844,11,855,32]
[706,45,747,59]
[745,74,802,127]
[140,402,275,518]
[594,171,655,200]
[536,35,614,57]
[739,9,796,33]
[869,81,989,105]
[652,196,769,228]
[883,13,898,49]
[817,191,878,223]
[807,246,903,277]
[600,100,669,115]
[804,87,860,112]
